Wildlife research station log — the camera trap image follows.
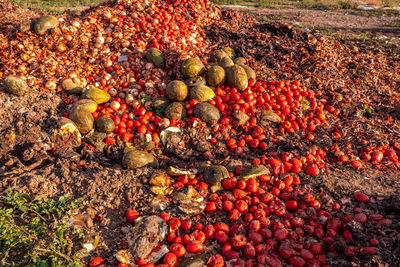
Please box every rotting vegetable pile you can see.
[0,0,400,266]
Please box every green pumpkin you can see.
[226,65,248,91]
[166,80,188,101]
[206,65,226,87]
[96,116,115,134]
[193,102,221,123]
[181,58,205,78]
[69,108,94,134]
[34,15,59,35]
[146,48,164,68]
[213,50,228,63]
[190,85,215,102]
[238,64,256,80]
[219,57,234,69]
[222,47,236,59]
[234,57,247,65]
[83,88,111,104]
[72,99,98,113]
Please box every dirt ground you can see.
[1,0,400,266]
[225,5,400,38]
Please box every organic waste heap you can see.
[1,0,400,266]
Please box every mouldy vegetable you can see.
[3,75,29,96]
[54,117,81,146]
[68,108,94,134]
[203,165,229,185]
[181,58,205,78]
[193,102,221,123]
[190,85,215,102]
[164,102,186,120]
[185,76,206,88]
[122,150,158,169]
[96,116,115,134]
[226,64,248,91]
[206,65,226,87]
[166,80,188,101]
[241,165,270,179]
[146,48,164,68]
[83,88,111,104]
[34,15,59,35]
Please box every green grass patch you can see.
[388,20,400,27]
[312,25,333,31]
[10,0,104,13]
[299,0,356,10]
[350,8,400,16]
[256,0,296,8]
[0,191,86,266]
[259,13,286,21]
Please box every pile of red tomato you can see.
[90,168,392,266]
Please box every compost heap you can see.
[0,0,400,266]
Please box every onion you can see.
[125,94,134,104]
[110,101,120,111]
[45,80,57,90]
[108,88,118,96]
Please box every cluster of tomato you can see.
[197,80,330,176]
[164,171,390,266]
[89,167,392,266]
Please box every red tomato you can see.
[163,252,178,266]
[89,257,104,267]
[203,224,215,239]
[186,240,204,253]
[243,244,256,259]
[207,254,224,267]
[169,218,181,230]
[354,192,370,203]
[371,151,384,163]
[300,249,314,260]
[181,219,193,230]
[222,178,237,189]
[285,200,298,210]
[305,164,319,176]
[125,209,139,223]
[289,256,306,267]
[169,243,186,257]
[215,230,229,243]
[274,228,288,241]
